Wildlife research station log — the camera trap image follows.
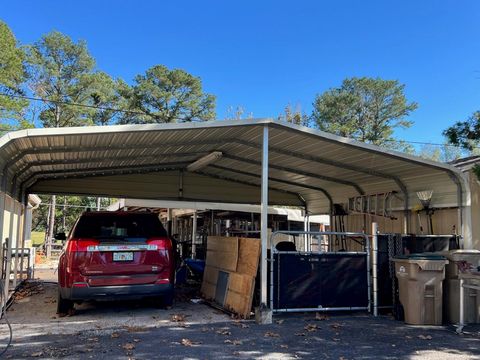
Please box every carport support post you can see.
[371,222,378,317]
[303,211,308,251]
[191,211,197,259]
[0,191,5,282]
[256,125,272,324]
[13,202,23,288]
[4,198,15,300]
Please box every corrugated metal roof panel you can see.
[0,119,466,216]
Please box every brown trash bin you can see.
[438,250,480,324]
[393,254,448,325]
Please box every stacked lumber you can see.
[201,236,261,318]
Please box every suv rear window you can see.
[73,213,168,241]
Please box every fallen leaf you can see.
[224,339,243,345]
[330,323,342,330]
[216,328,232,336]
[133,339,140,343]
[316,313,329,321]
[418,335,432,340]
[88,337,99,342]
[304,324,319,332]
[264,331,280,338]
[280,344,289,349]
[232,321,249,329]
[123,326,148,333]
[181,338,201,346]
[111,333,120,338]
[122,343,135,350]
[30,352,43,357]
[171,314,186,322]
[276,319,285,325]
[405,335,412,339]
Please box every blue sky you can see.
[2,1,479,145]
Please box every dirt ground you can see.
[1,271,479,359]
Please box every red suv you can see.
[57,211,175,314]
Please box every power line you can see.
[0,92,147,117]
[384,139,477,149]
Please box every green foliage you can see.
[25,31,120,128]
[312,77,418,146]
[32,195,113,233]
[31,231,46,247]
[443,111,480,151]
[473,164,480,181]
[0,21,28,130]
[119,65,216,124]
[89,72,125,125]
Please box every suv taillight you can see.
[66,238,100,252]
[146,238,172,250]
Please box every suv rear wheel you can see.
[57,292,74,316]
[156,289,174,309]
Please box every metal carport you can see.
[0,118,472,317]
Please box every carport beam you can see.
[257,125,272,324]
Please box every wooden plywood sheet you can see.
[206,236,239,272]
[224,289,255,318]
[201,235,260,318]
[227,272,254,295]
[207,236,239,252]
[224,273,255,318]
[202,265,219,285]
[237,237,261,277]
[201,281,216,300]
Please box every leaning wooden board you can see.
[200,236,261,318]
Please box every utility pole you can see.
[46,104,61,258]
[62,196,67,230]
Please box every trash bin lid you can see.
[436,250,480,262]
[395,253,446,261]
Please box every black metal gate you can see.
[269,231,371,313]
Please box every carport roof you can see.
[0,118,466,214]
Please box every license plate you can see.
[113,252,133,262]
